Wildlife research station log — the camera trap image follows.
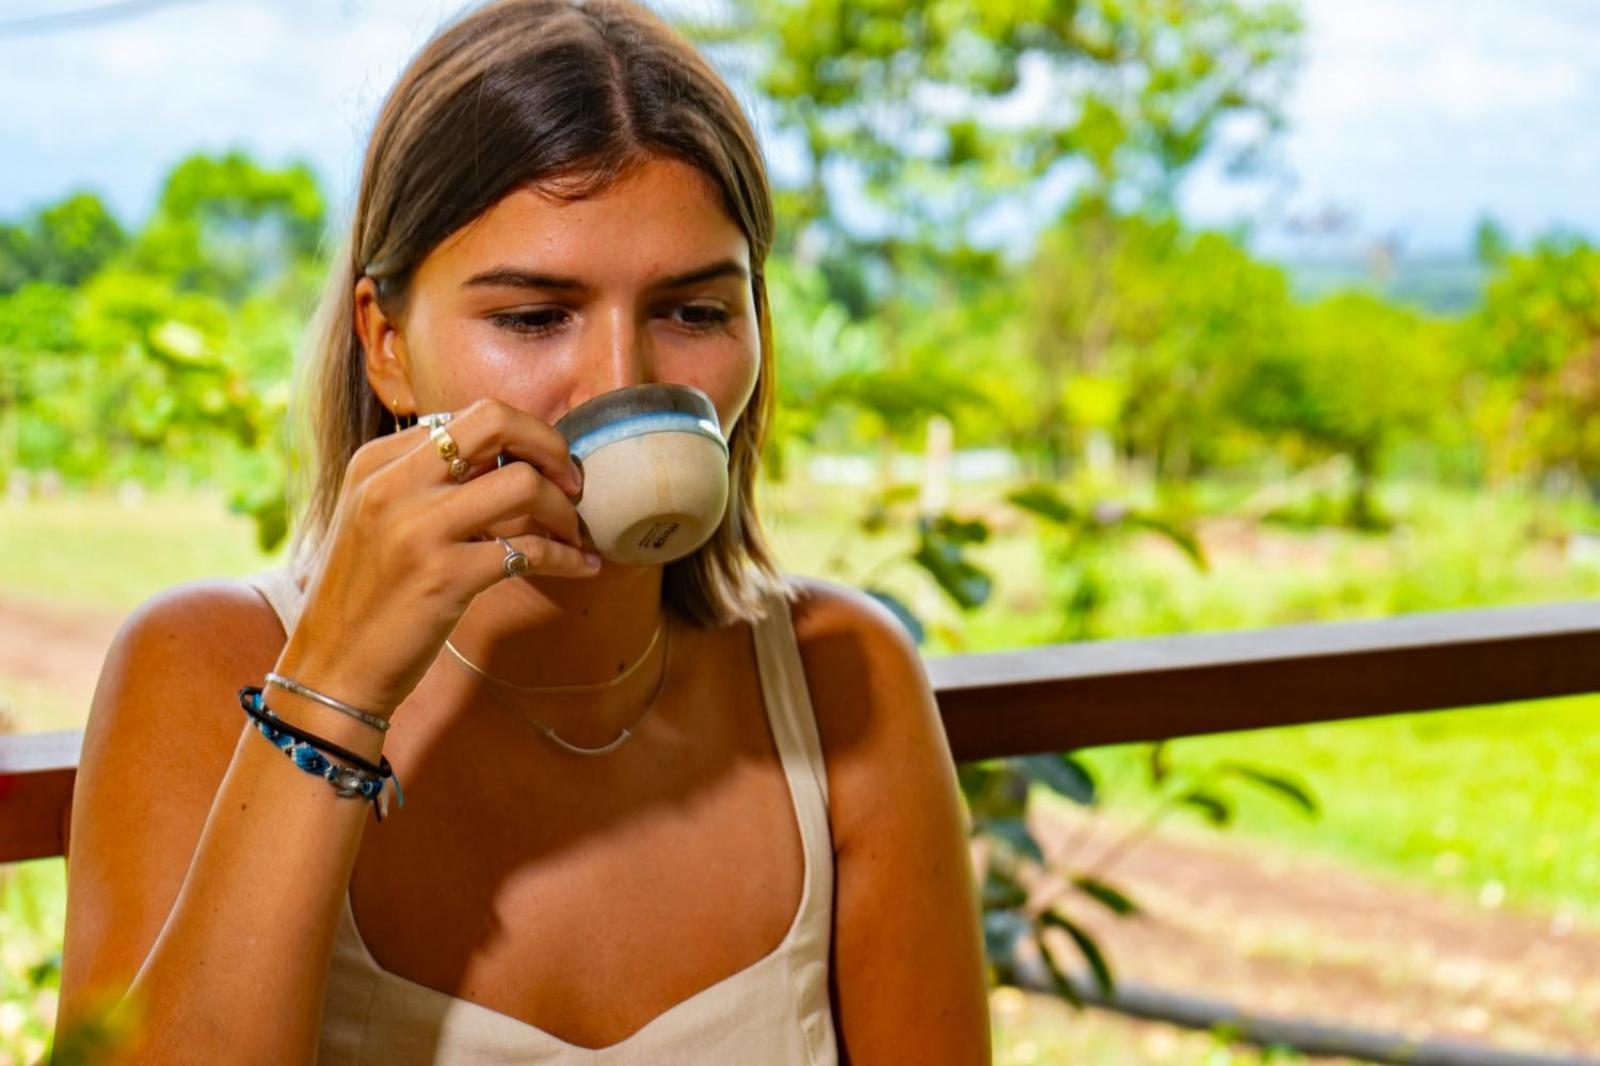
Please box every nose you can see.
[563,304,654,413]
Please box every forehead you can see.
[426,156,748,284]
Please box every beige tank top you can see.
[243,565,839,1065]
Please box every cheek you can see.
[413,319,561,411]
[702,340,760,436]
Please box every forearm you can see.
[106,670,389,1065]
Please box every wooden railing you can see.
[5,599,1597,865]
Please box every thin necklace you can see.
[447,621,671,757]
[444,616,663,693]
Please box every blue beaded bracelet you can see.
[238,686,405,822]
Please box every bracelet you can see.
[242,686,388,774]
[237,686,405,821]
[265,671,390,732]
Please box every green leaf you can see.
[980,815,1045,863]
[863,587,926,644]
[1147,740,1171,786]
[1125,511,1209,571]
[1006,484,1080,526]
[1220,762,1318,816]
[982,868,1028,910]
[1072,876,1140,916]
[1040,910,1116,996]
[912,534,993,609]
[922,512,990,545]
[1035,924,1086,1008]
[983,909,1028,972]
[1017,753,1096,805]
[1178,790,1233,826]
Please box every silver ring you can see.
[498,536,531,578]
[419,411,454,431]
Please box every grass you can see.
[0,860,66,1064]
[0,486,282,612]
[1055,692,1600,924]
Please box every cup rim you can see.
[554,383,720,444]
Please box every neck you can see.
[438,563,671,741]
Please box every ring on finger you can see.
[498,536,532,578]
[430,426,470,483]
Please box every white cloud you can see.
[1187,0,1600,250]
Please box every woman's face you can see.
[358,154,761,440]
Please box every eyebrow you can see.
[462,258,749,292]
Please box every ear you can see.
[354,275,416,417]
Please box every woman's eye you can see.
[490,309,568,336]
[674,304,731,330]
[489,304,729,338]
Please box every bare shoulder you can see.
[781,577,952,849]
[786,575,923,668]
[60,575,286,1014]
[82,574,287,763]
[785,576,928,733]
[84,575,288,760]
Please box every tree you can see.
[128,150,325,303]
[0,192,126,293]
[1464,234,1600,490]
[1024,206,1294,479]
[1230,291,1455,527]
[683,0,1302,482]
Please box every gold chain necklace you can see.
[443,619,669,757]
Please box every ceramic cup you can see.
[550,383,729,565]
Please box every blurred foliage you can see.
[1464,235,1600,492]
[0,151,320,552]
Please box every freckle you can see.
[240,803,248,811]
[581,607,590,617]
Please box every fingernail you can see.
[584,551,603,570]
[569,459,583,491]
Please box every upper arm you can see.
[790,579,991,1066]
[57,579,285,1023]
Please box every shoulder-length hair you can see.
[285,0,788,628]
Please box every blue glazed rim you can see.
[555,384,726,462]
[565,410,727,462]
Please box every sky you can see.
[2,0,1597,261]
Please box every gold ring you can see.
[430,426,460,461]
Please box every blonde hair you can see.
[284,0,788,627]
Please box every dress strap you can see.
[243,564,306,638]
[750,579,831,813]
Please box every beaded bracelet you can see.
[237,686,405,822]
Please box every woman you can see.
[55,1,990,1062]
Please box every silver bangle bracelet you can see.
[264,672,390,733]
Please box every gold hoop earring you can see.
[390,399,416,433]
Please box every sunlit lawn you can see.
[2,472,1598,1059]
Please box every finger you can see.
[436,458,583,549]
[417,398,581,496]
[348,422,437,484]
[462,531,602,582]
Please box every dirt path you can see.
[5,593,1598,1058]
[1028,803,1600,1057]
[0,592,124,732]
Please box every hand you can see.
[282,397,599,719]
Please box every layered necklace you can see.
[443,617,668,756]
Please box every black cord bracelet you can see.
[237,685,394,780]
